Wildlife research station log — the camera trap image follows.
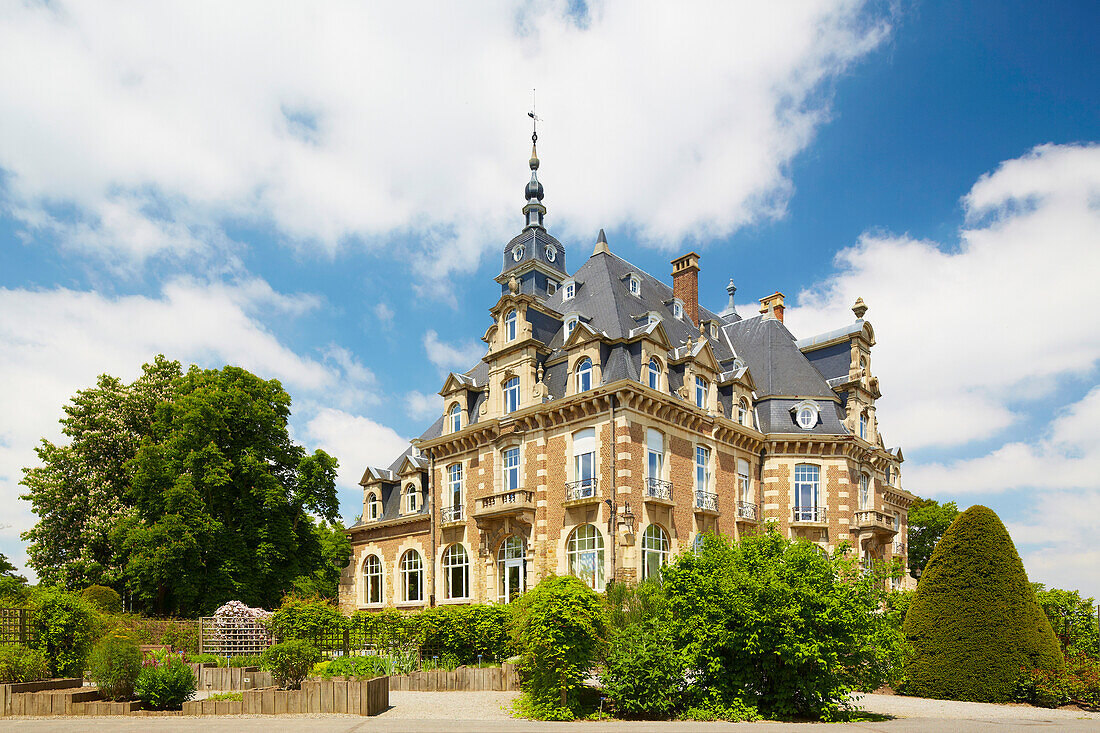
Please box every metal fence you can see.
[0,607,32,645]
[199,616,276,657]
[313,621,422,662]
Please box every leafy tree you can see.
[118,365,339,616]
[903,505,1062,702]
[907,497,959,579]
[21,356,182,589]
[289,521,352,600]
[27,587,100,678]
[661,530,900,721]
[1032,584,1100,658]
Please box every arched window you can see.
[367,492,381,521]
[504,377,520,414]
[860,473,870,510]
[401,550,423,603]
[738,398,750,426]
[404,484,418,514]
[442,544,469,600]
[859,411,868,439]
[695,376,708,408]
[794,464,820,522]
[642,525,669,580]
[692,533,706,553]
[567,524,605,590]
[363,555,382,605]
[566,318,578,338]
[449,403,461,433]
[576,358,592,392]
[571,428,596,497]
[505,309,517,341]
[673,301,683,319]
[498,536,525,603]
[647,358,660,390]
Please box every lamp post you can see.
[605,498,636,585]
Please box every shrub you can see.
[318,655,386,678]
[186,653,221,666]
[227,654,263,668]
[1018,654,1100,708]
[103,614,199,654]
[262,640,320,689]
[88,634,142,700]
[600,616,684,719]
[680,698,762,722]
[661,530,899,721]
[1033,585,1100,659]
[134,651,196,710]
[416,604,514,663]
[510,575,605,719]
[267,595,343,641]
[80,585,122,614]
[207,691,243,702]
[0,644,49,683]
[27,587,99,677]
[903,505,1062,702]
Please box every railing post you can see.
[343,629,350,657]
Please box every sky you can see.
[1,1,1098,599]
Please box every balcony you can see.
[853,510,897,537]
[564,478,600,507]
[643,478,674,506]
[694,491,719,515]
[735,501,759,522]
[473,488,536,521]
[791,506,827,526]
[440,505,464,527]
[892,541,906,556]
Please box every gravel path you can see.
[377,690,520,719]
[856,692,1100,722]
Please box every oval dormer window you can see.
[545,246,555,262]
[513,245,524,261]
[797,405,817,429]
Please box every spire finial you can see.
[523,96,546,229]
[722,279,739,318]
[852,297,868,320]
[593,228,609,255]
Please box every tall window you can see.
[498,535,525,602]
[504,447,521,492]
[576,358,592,392]
[794,464,820,521]
[642,525,669,580]
[646,429,664,488]
[737,458,751,503]
[647,358,660,389]
[695,446,711,492]
[859,411,868,439]
[573,428,595,495]
[449,403,461,433]
[363,555,382,605]
[567,524,604,590]
[404,484,418,513]
[449,463,462,508]
[859,473,870,510]
[401,550,423,603]
[566,318,577,338]
[504,377,520,414]
[695,376,708,408]
[367,492,381,521]
[673,301,683,319]
[442,544,469,599]
[505,309,517,341]
[738,398,749,426]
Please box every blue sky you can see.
[1,1,1098,598]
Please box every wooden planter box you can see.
[192,665,273,690]
[1,678,83,717]
[388,663,520,691]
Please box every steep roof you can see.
[724,315,836,399]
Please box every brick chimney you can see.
[759,292,785,322]
[671,252,700,326]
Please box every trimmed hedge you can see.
[80,585,123,614]
[903,505,1062,702]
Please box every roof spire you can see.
[593,228,609,255]
[523,94,546,229]
[721,279,739,318]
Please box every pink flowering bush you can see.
[211,600,274,656]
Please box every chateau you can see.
[338,131,916,612]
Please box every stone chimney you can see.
[671,252,700,326]
[759,292,785,322]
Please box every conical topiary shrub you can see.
[903,505,1062,702]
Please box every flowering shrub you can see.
[1018,655,1100,708]
[89,634,141,700]
[211,600,274,656]
[134,651,196,710]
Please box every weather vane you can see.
[527,88,541,144]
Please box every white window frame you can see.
[859,411,868,439]
[695,376,708,409]
[401,550,423,603]
[566,318,578,338]
[498,535,526,601]
[505,309,517,342]
[628,276,640,296]
[672,301,683,320]
[738,397,749,426]
[404,484,418,514]
[860,473,870,510]
[647,357,660,390]
[695,445,711,493]
[564,282,575,300]
[641,525,669,580]
[573,428,596,494]
[737,458,751,503]
[567,524,605,590]
[367,492,381,521]
[449,403,461,433]
[448,463,463,509]
[442,543,470,600]
[646,429,664,486]
[576,358,593,392]
[504,377,520,414]
[504,446,521,492]
[794,463,820,521]
[363,554,383,605]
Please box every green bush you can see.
[134,651,196,710]
[903,505,1062,702]
[416,604,514,663]
[186,653,221,666]
[661,530,899,721]
[88,634,142,700]
[227,654,263,668]
[99,613,199,654]
[262,640,320,689]
[0,644,49,683]
[27,587,99,677]
[510,575,605,719]
[267,595,345,641]
[600,615,684,719]
[207,691,243,702]
[680,698,762,722]
[80,585,123,614]
[1018,654,1100,708]
[1033,585,1100,659]
[319,655,386,678]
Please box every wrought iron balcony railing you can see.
[565,478,598,501]
[441,505,464,523]
[736,501,758,521]
[644,477,673,501]
[792,506,827,523]
[694,491,718,512]
[893,541,906,556]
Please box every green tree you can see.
[903,505,1062,702]
[0,551,27,603]
[119,365,339,615]
[20,356,182,589]
[661,530,900,720]
[1032,584,1100,658]
[907,497,959,579]
[289,521,352,600]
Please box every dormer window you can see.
[563,281,575,300]
[647,357,661,390]
[671,298,684,320]
[793,401,820,430]
[404,484,419,514]
[512,244,524,261]
[505,309,517,341]
[547,281,557,295]
[566,317,578,338]
[859,410,868,439]
[738,397,749,425]
[694,376,708,408]
[504,377,520,414]
[367,492,381,521]
[449,403,461,433]
[628,276,640,296]
[545,245,556,262]
[710,322,718,339]
[647,312,660,326]
[576,358,593,392]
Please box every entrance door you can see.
[503,558,524,603]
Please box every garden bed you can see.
[388,663,519,691]
[182,677,389,715]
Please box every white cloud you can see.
[0,277,402,577]
[423,330,485,374]
[300,407,409,508]
[0,0,890,281]
[406,391,443,421]
[373,302,394,326]
[786,143,1100,451]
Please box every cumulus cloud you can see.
[0,0,890,281]
[406,391,443,421]
[300,407,409,504]
[423,330,486,374]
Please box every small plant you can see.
[80,585,123,614]
[134,651,196,710]
[680,698,761,722]
[227,654,263,668]
[186,653,221,666]
[0,644,49,683]
[207,691,244,702]
[318,655,385,678]
[261,640,320,689]
[88,634,142,701]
